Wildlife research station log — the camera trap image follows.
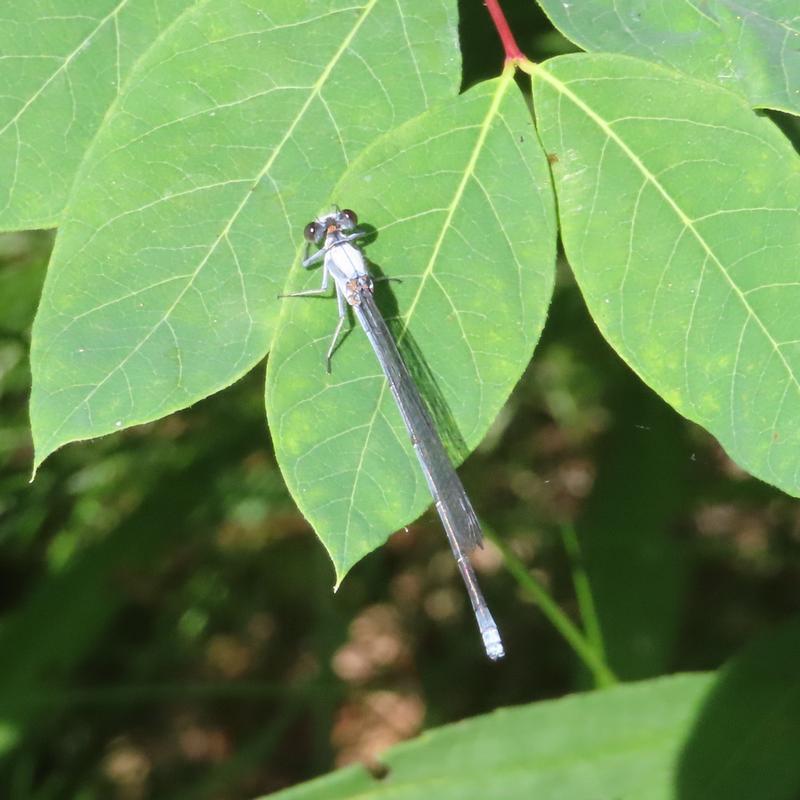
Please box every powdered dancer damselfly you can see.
[281,208,504,661]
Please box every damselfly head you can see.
[304,208,358,243]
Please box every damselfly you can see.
[282,209,504,660]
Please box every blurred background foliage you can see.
[1,2,799,798]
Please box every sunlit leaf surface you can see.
[30,0,459,469]
[263,675,713,800]
[0,0,192,230]
[266,73,556,580]
[537,0,800,114]
[533,54,800,496]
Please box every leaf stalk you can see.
[483,0,526,63]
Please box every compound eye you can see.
[304,221,323,243]
[340,208,358,228]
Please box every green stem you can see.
[561,523,608,667]
[487,529,617,687]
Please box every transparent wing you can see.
[355,290,503,660]
[354,291,482,552]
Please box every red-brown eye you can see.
[304,221,323,242]
[340,208,358,227]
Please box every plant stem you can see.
[561,523,607,666]
[487,529,618,687]
[484,0,525,63]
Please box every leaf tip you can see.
[31,429,58,481]
[30,444,54,483]
[332,565,348,593]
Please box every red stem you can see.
[484,0,525,63]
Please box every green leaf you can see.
[266,72,556,581]
[536,0,800,115]
[713,0,800,115]
[260,674,714,800]
[0,0,193,231]
[532,54,800,497]
[678,617,800,799]
[29,0,459,470]
[537,0,727,85]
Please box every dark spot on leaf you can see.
[366,759,390,780]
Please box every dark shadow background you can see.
[676,618,800,800]
[1,2,799,797]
